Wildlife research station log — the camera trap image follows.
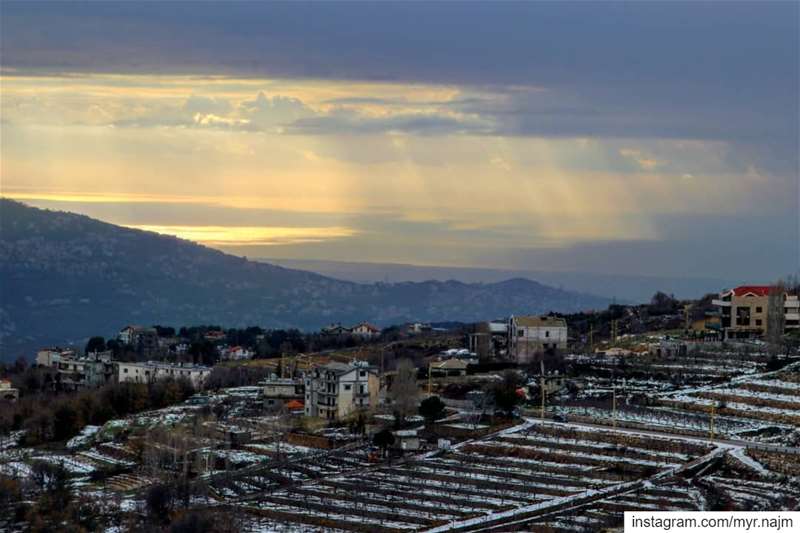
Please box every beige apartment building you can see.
[509,315,568,364]
[304,361,379,420]
[713,285,800,340]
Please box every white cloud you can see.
[192,113,250,128]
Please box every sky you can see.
[1,1,798,281]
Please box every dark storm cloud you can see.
[2,1,796,144]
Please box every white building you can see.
[115,361,211,387]
[393,429,422,452]
[35,348,76,367]
[220,345,254,361]
[0,380,19,402]
[407,322,432,335]
[304,361,379,420]
[350,322,380,338]
[509,316,568,364]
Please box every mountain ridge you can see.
[0,199,611,360]
[256,257,736,302]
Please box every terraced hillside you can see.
[210,419,790,532]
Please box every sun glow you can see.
[125,224,358,246]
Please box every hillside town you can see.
[1,283,799,531]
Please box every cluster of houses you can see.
[321,322,381,338]
[30,344,380,423]
[14,282,796,415]
[34,347,211,391]
[119,325,252,361]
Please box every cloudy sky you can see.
[1,2,797,280]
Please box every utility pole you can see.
[709,403,716,441]
[612,382,617,428]
[684,305,690,331]
[427,364,432,396]
[540,360,545,420]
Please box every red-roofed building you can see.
[220,345,253,361]
[713,285,799,340]
[732,286,771,297]
[350,322,381,338]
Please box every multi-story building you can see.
[304,361,379,420]
[508,315,568,364]
[713,285,799,340]
[467,321,509,360]
[35,347,76,367]
[118,325,160,355]
[115,361,211,387]
[36,349,114,390]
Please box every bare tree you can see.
[389,359,420,426]
[767,280,786,355]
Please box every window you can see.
[360,371,366,377]
[344,384,352,390]
[755,319,762,326]
[736,307,751,326]
[123,368,128,373]
[545,331,550,338]
[756,307,763,313]
[518,329,524,337]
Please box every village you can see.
[1,284,799,532]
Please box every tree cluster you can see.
[1,378,196,446]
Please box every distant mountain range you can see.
[0,199,611,361]
[260,258,735,303]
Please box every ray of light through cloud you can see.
[0,1,797,280]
